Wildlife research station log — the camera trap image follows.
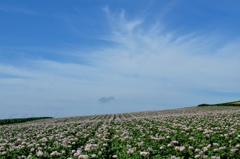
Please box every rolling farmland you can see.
[1,106,240,159]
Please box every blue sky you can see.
[1,1,240,119]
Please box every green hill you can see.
[198,100,240,106]
[0,117,53,125]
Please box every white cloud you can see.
[0,4,37,15]
[91,9,240,102]
[1,8,240,118]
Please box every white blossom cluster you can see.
[0,106,240,158]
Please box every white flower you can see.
[175,146,180,151]
[78,155,89,159]
[138,142,144,147]
[213,143,219,146]
[127,148,135,154]
[40,137,48,142]
[74,153,80,157]
[195,148,201,153]
[230,148,237,154]
[203,147,208,152]
[213,148,218,152]
[140,151,149,156]
[36,150,43,157]
[179,146,185,152]
[50,151,57,156]
[219,146,226,150]
[167,143,172,147]
[189,146,194,150]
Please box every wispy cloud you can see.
[103,6,143,35]
[92,8,240,103]
[1,7,240,118]
[0,4,37,15]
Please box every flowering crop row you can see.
[0,106,240,158]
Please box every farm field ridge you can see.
[0,106,240,158]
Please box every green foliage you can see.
[198,100,240,107]
[0,107,240,158]
[197,103,211,106]
[0,117,53,125]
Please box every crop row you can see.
[0,106,240,158]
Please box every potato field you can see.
[0,106,240,159]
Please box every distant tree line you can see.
[0,117,53,125]
[198,101,240,107]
